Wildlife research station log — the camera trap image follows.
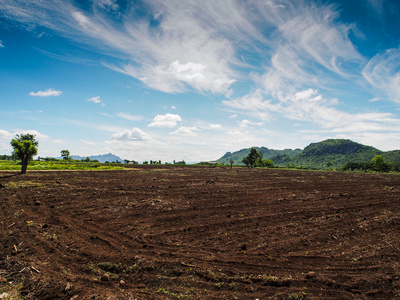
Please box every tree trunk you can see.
[21,156,28,174]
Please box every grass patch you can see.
[0,160,124,171]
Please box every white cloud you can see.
[223,89,277,120]
[0,129,48,156]
[0,0,367,99]
[148,113,182,128]
[88,96,103,104]
[11,129,49,140]
[110,127,151,142]
[239,119,264,128]
[224,88,400,135]
[362,48,400,103]
[246,1,365,102]
[0,129,14,140]
[117,60,235,95]
[0,0,243,95]
[52,139,65,144]
[171,126,199,136]
[209,124,222,129]
[0,40,4,48]
[29,88,62,97]
[116,112,143,122]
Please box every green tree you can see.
[242,148,274,168]
[258,159,274,168]
[326,161,333,169]
[10,134,38,174]
[61,149,70,161]
[372,155,388,172]
[242,148,260,168]
[243,148,267,168]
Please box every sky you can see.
[1,0,400,162]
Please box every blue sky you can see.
[1,0,400,162]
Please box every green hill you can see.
[216,139,400,170]
[217,147,302,165]
[290,139,380,169]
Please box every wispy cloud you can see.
[29,88,62,97]
[171,126,199,136]
[223,89,276,120]
[116,112,143,122]
[250,1,364,101]
[52,139,65,144]
[80,139,96,146]
[0,0,369,100]
[367,0,385,17]
[224,88,400,134]
[239,119,264,128]
[0,40,4,48]
[362,48,400,103]
[148,113,182,128]
[101,112,113,118]
[0,0,244,95]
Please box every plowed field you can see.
[1,166,400,299]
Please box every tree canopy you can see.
[10,134,38,174]
[372,155,389,172]
[61,149,70,161]
[242,148,274,168]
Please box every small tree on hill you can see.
[10,134,38,174]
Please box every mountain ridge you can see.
[216,139,400,169]
[70,153,124,163]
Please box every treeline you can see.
[341,156,400,172]
[39,156,100,163]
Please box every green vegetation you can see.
[342,155,390,172]
[0,160,124,171]
[217,146,301,166]
[242,148,274,168]
[2,138,400,173]
[10,134,38,174]
[60,149,70,161]
[217,139,400,172]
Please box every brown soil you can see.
[1,166,400,299]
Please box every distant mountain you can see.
[71,153,124,163]
[216,139,400,169]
